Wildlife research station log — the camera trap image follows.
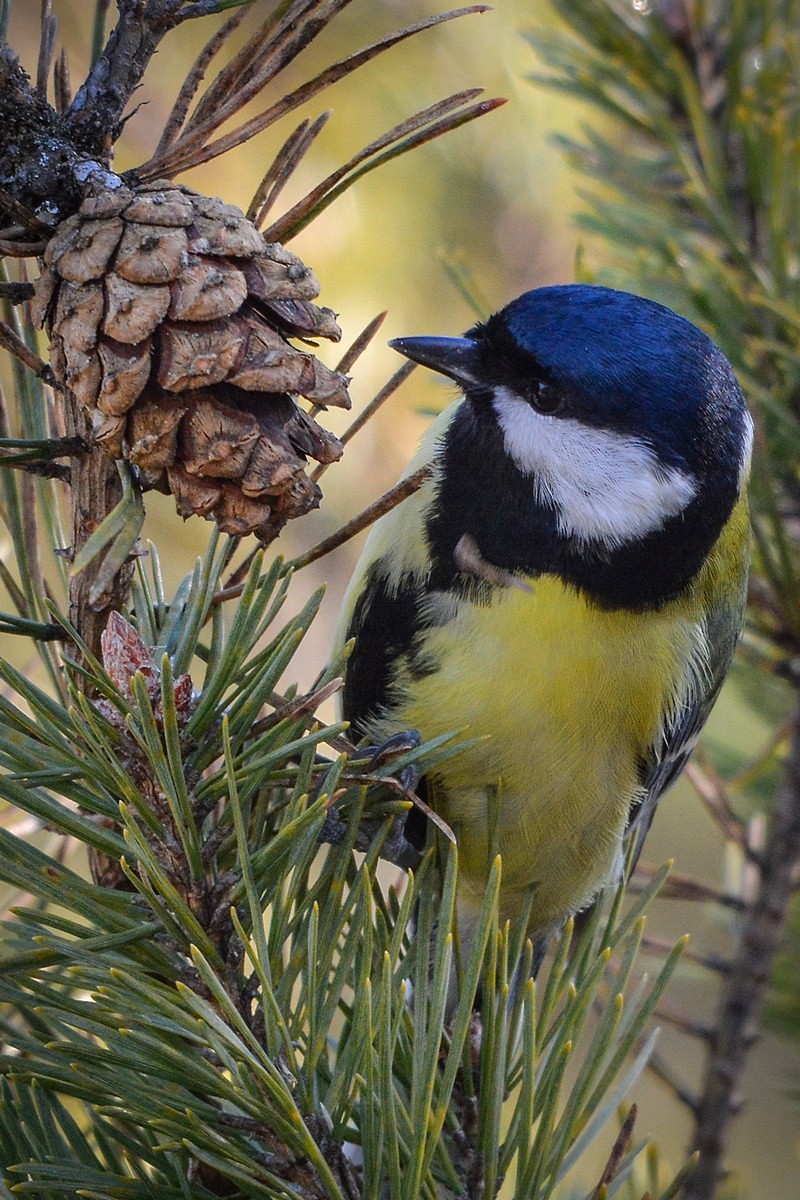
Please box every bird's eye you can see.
[530,381,562,414]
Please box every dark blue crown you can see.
[478,284,748,476]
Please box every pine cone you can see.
[32,179,349,542]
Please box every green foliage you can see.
[532,0,800,1054]
[0,279,67,696]
[0,4,704,1195]
[0,528,691,1197]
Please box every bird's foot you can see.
[358,729,423,796]
[319,730,426,869]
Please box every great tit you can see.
[338,284,752,971]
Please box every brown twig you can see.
[251,677,345,738]
[647,1049,699,1116]
[0,283,35,305]
[0,238,48,258]
[684,759,747,849]
[590,1105,638,1200]
[0,320,53,380]
[684,703,800,1199]
[653,1001,714,1042]
[3,461,71,482]
[312,359,416,481]
[640,934,730,976]
[0,187,50,236]
[631,863,747,910]
[65,1,204,155]
[285,463,434,574]
[218,544,261,596]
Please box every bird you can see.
[337,283,752,979]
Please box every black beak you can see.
[389,335,484,389]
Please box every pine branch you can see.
[139,6,493,181]
[0,525,692,1196]
[535,3,800,1195]
[0,4,701,1194]
[684,704,800,1199]
[65,0,246,157]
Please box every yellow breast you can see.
[369,574,707,935]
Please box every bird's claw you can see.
[318,730,426,869]
[362,729,423,796]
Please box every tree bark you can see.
[685,704,800,1198]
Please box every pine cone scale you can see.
[114,222,189,284]
[104,274,171,343]
[96,338,153,415]
[167,256,248,322]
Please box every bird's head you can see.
[390,285,752,561]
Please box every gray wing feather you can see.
[628,598,744,866]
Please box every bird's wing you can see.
[338,415,448,738]
[629,599,743,864]
[341,564,426,739]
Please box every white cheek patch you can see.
[492,387,697,547]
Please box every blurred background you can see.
[3,1,799,1194]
